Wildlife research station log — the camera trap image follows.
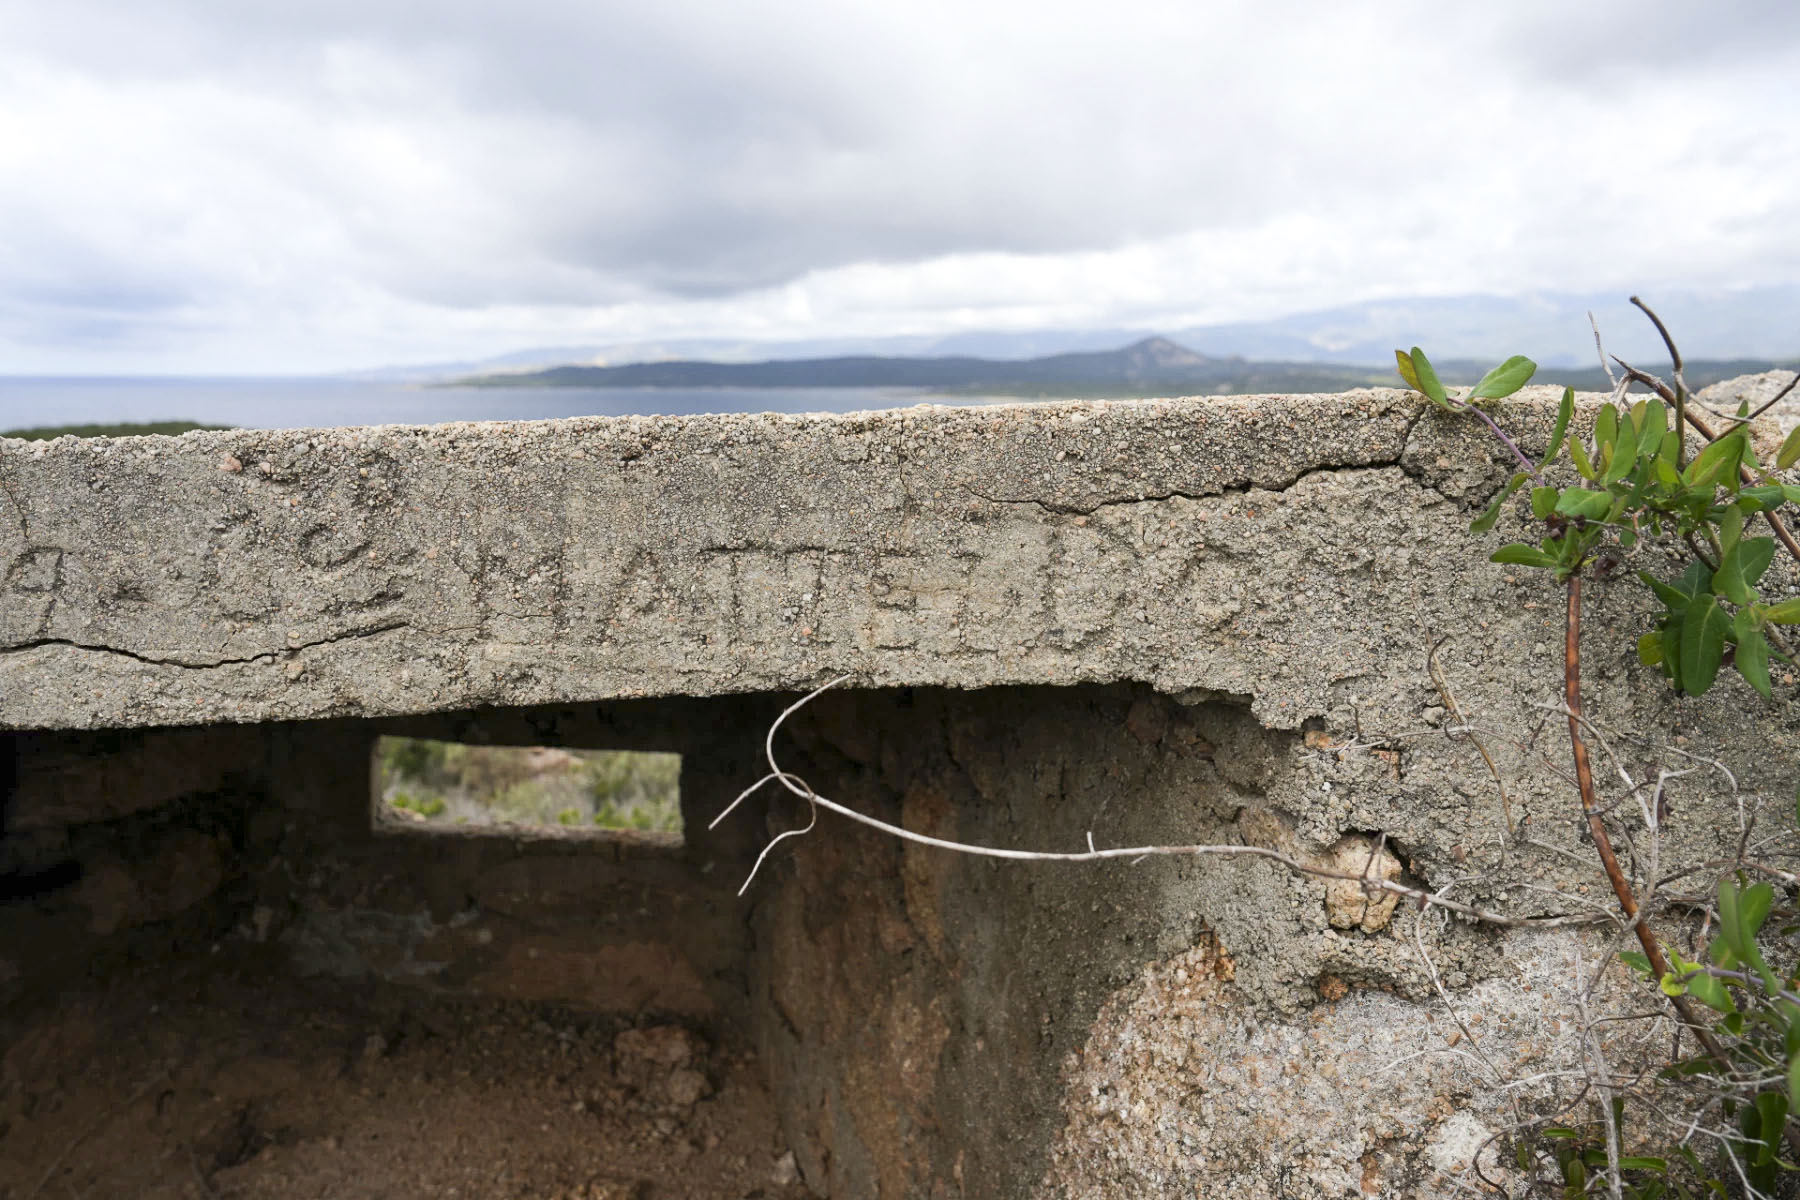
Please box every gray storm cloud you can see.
[0,0,1796,369]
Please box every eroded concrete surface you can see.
[5,380,1800,1198]
[1,387,1544,731]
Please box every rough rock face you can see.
[1039,929,1619,1198]
[1698,369,1800,464]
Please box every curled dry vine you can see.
[711,675,1601,930]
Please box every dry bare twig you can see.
[1430,635,1516,838]
[713,676,1610,932]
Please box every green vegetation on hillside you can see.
[452,336,1800,400]
[375,737,682,834]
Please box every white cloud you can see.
[0,0,1795,370]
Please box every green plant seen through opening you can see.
[375,736,681,834]
[1397,329,1800,1198]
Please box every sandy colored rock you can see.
[1321,833,1404,933]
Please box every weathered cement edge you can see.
[0,386,1689,731]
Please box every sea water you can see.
[0,376,1006,434]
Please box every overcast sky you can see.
[2,0,1798,373]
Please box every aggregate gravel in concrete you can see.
[0,386,1651,732]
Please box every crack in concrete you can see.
[0,620,411,670]
[955,399,1441,516]
[0,469,29,543]
[965,461,1406,516]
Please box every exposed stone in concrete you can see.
[1040,928,1608,1198]
[1321,833,1404,933]
[1698,369,1800,464]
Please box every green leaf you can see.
[1663,615,1687,689]
[1620,950,1654,974]
[1571,435,1597,481]
[1742,881,1775,938]
[1595,402,1619,454]
[1719,879,1747,958]
[1719,879,1780,993]
[1680,593,1730,695]
[1739,537,1776,587]
[1662,1056,1721,1079]
[1765,598,1800,625]
[1471,472,1528,533]
[1660,972,1690,997]
[1781,423,1800,470]
[1754,1092,1788,1166]
[1618,1157,1669,1173]
[1469,355,1536,399]
[1530,486,1560,520]
[1641,571,1696,611]
[1715,539,1759,605]
[1638,631,1665,667]
[1394,349,1422,393]
[1720,503,1745,558]
[1408,348,1449,407]
[1685,432,1745,489]
[1737,622,1773,699]
[1740,485,1789,512]
[1603,413,1641,486]
[1790,1050,1800,1115]
[1492,543,1560,569]
[1634,397,1668,451]
[1540,386,1574,469]
[1687,969,1736,1013]
[1554,488,1614,521]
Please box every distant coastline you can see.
[451,336,1798,398]
[5,346,1795,435]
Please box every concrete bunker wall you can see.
[5,385,1800,1197]
[7,684,1310,1196]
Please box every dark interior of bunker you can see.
[1,683,1323,1199]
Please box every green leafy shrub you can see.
[1398,333,1800,1196]
[375,736,679,833]
[388,790,446,818]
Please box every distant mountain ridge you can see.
[455,334,1795,399]
[371,287,1800,384]
[454,336,1376,393]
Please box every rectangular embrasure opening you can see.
[373,735,682,840]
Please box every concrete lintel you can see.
[0,387,1596,730]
